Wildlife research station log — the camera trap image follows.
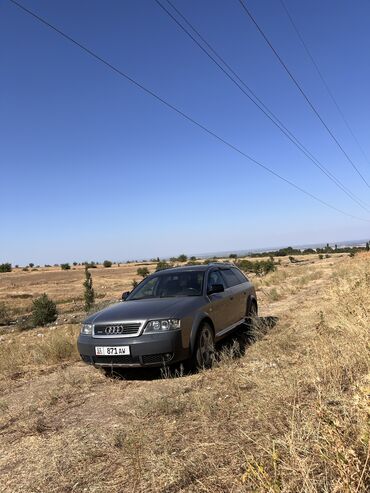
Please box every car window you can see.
[132,277,159,299]
[232,267,248,283]
[220,268,240,288]
[207,270,225,291]
[130,271,204,299]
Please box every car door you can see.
[231,267,252,318]
[206,269,230,335]
[219,268,245,324]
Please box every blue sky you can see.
[1,0,370,265]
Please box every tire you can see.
[248,299,258,317]
[189,323,215,371]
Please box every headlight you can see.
[144,319,181,333]
[81,323,93,335]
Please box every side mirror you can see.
[207,283,224,295]
[122,291,130,301]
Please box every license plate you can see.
[95,346,130,356]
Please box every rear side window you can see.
[207,270,225,291]
[220,268,240,288]
[232,268,248,283]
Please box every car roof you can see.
[153,263,235,275]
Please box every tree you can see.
[0,263,12,273]
[73,262,78,266]
[177,254,188,262]
[137,267,149,278]
[190,256,197,261]
[61,263,71,270]
[103,260,112,268]
[31,294,58,327]
[83,266,95,312]
[366,242,369,252]
[29,263,34,268]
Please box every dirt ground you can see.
[0,253,369,492]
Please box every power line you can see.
[154,0,369,212]
[279,0,370,170]
[7,0,370,223]
[238,0,370,188]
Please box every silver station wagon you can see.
[77,263,258,371]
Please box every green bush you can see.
[137,267,149,278]
[156,261,172,271]
[83,267,95,312]
[0,263,12,273]
[31,294,58,327]
[103,260,112,268]
[131,279,138,289]
[61,263,71,270]
[177,254,188,262]
[237,259,276,276]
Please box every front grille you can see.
[93,355,139,365]
[94,323,142,337]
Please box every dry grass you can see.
[0,253,368,492]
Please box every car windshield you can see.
[129,271,204,300]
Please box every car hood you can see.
[85,297,202,324]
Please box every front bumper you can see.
[77,330,189,368]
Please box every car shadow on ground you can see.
[103,316,279,381]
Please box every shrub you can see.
[177,254,188,262]
[131,279,138,289]
[84,262,97,268]
[31,294,58,327]
[22,267,29,272]
[156,261,172,271]
[229,254,237,259]
[103,260,112,268]
[318,254,324,260]
[83,267,95,312]
[0,263,12,273]
[237,259,276,276]
[61,263,71,270]
[137,267,149,278]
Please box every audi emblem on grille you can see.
[105,325,125,335]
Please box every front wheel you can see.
[189,323,215,371]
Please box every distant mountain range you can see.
[193,238,368,259]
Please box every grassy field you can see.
[0,253,369,492]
